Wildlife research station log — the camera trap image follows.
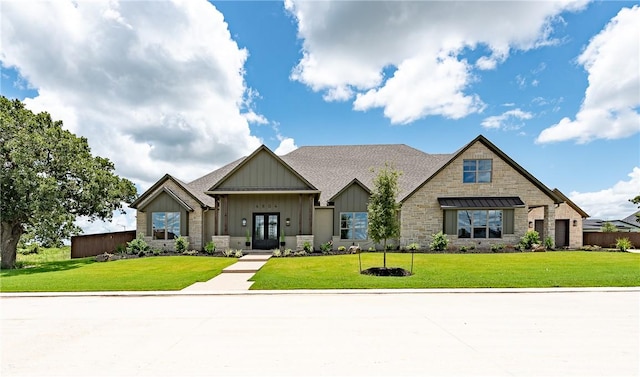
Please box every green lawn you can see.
[249,251,640,289]
[0,256,237,292]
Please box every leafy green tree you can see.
[367,164,401,268]
[630,195,640,223]
[1,96,137,269]
[600,221,617,233]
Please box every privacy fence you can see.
[583,232,640,249]
[71,230,136,259]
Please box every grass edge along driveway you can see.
[249,251,640,290]
[0,256,237,292]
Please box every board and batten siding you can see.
[217,149,310,190]
[332,183,370,237]
[224,193,314,237]
[143,191,189,237]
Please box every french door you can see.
[253,213,279,249]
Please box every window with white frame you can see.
[152,212,180,240]
[463,159,492,183]
[340,212,368,240]
[457,210,502,239]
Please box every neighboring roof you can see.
[130,174,215,209]
[438,197,525,209]
[281,144,451,205]
[583,218,640,232]
[621,211,640,226]
[404,135,562,204]
[552,189,589,218]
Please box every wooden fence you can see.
[583,232,640,249]
[71,230,136,258]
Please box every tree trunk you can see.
[1,221,23,269]
[383,239,387,268]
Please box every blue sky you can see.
[1,1,639,234]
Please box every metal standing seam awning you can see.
[438,197,525,209]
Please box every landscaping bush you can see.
[544,236,554,250]
[407,243,420,251]
[616,237,632,252]
[283,248,292,257]
[302,241,312,253]
[429,231,449,252]
[174,236,189,253]
[272,249,282,257]
[519,230,541,250]
[320,242,332,254]
[126,235,150,255]
[490,243,505,253]
[221,249,235,257]
[204,241,216,255]
[234,250,244,258]
[337,245,346,252]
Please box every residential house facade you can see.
[131,135,585,251]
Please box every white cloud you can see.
[569,167,640,220]
[537,6,640,144]
[274,137,298,155]
[481,109,533,130]
[0,0,262,192]
[286,0,587,124]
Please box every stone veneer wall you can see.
[211,236,230,250]
[529,203,583,248]
[296,235,314,251]
[401,141,556,249]
[136,179,204,251]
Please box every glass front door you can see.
[253,213,279,249]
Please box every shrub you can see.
[490,243,505,253]
[19,244,40,255]
[320,242,332,254]
[221,249,235,257]
[583,245,601,251]
[407,243,420,251]
[429,231,449,252]
[174,236,189,253]
[204,241,216,255]
[337,245,346,252]
[368,246,375,252]
[616,237,632,252]
[543,236,554,250]
[152,249,161,256]
[519,230,541,250]
[295,250,307,257]
[114,244,126,254]
[459,245,468,253]
[283,248,292,257]
[272,249,282,257]
[126,235,150,255]
[302,241,312,253]
[234,250,244,258]
[385,243,395,251]
[182,250,198,256]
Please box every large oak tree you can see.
[1,96,137,269]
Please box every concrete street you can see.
[1,289,638,376]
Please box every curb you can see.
[2,286,638,298]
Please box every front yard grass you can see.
[0,256,237,292]
[249,251,640,289]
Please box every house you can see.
[528,189,588,249]
[131,135,586,251]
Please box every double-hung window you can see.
[457,210,502,239]
[463,159,492,183]
[340,212,368,240]
[152,212,180,240]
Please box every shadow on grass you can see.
[0,258,95,277]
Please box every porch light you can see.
[286,218,291,226]
[528,221,533,228]
[573,219,578,227]
[242,218,247,227]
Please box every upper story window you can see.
[463,159,492,183]
[152,212,180,240]
[340,212,368,240]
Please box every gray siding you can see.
[144,191,189,236]
[218,150,310,190]
[332,183,370,236]
[224,194,314,237]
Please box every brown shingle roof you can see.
[280,144,452,205]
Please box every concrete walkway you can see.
[181,253,271,291]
